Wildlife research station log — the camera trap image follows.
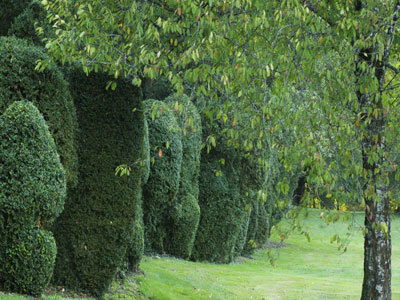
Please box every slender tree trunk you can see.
[357,10,396,296]
[361,196,391,300]
[357,54,392,300]
[360,114,391,299]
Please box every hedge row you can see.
[0,1,294,294]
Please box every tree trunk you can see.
[357,28,394,300]
[357,62,392,300]
[361,197,392,300]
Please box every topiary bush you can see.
[8,0,53,46]
[234,209,251,256]
[191,148,244,263]
[0,100,66,296]
[0,0,30,35]
[0,36,78,187]
[51,71,144,298]
[1,229,57,296]
[254,203,269,247]
[126,118,150,271]
[142,99,182,254]
[235,156,266,256]
[164,95,201,259]
[243,201,260,254]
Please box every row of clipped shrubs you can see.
[0,2,299,298]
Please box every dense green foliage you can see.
[238,158,268,254]
[234,209,251,255]
[142,78,174,101]
[0,101,66,296]
[8,0,53,46]
[52,71,144,298]
[142,99,182,254]
[0,0,29,35]
[164,95,201,259]
[192,147,244,263]
[0,36,78,187]
[243,202,260,254]
[126,118,150,271]
[1,229,57,296]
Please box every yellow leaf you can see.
[326,193,332,198]
[355,116,360,127]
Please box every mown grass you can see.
[136,209,400,300]
[1,209,399,300]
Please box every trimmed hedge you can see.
[164,95,201,259]
[52,71,144,298]
[126,118,150,271]
[236,157,265,255]
[255,204,269,247]
[1,229,57,296]
[8,0,53,46]
[192,148,244,263]
[234,209,251,256]
[243,201,260,253]
[0,0,29,35]
[0,36,78,187]
[143,99,182,254]
[0,100,66,296]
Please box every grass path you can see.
[135,209,400,300]
[1,209,399,299]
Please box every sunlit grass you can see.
[135,209,400,300]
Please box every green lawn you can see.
[1,209,399,300]
[135,209,400,300]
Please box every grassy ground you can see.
[135,209,400,300]
[1,209,399,300]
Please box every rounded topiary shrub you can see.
[1,229,57,296]
[143,99,182,254]
[0,100,66,296]
[0,0,29,35]
[164,95,201,259]
[52,71,144,298]
[0,36,78,187]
